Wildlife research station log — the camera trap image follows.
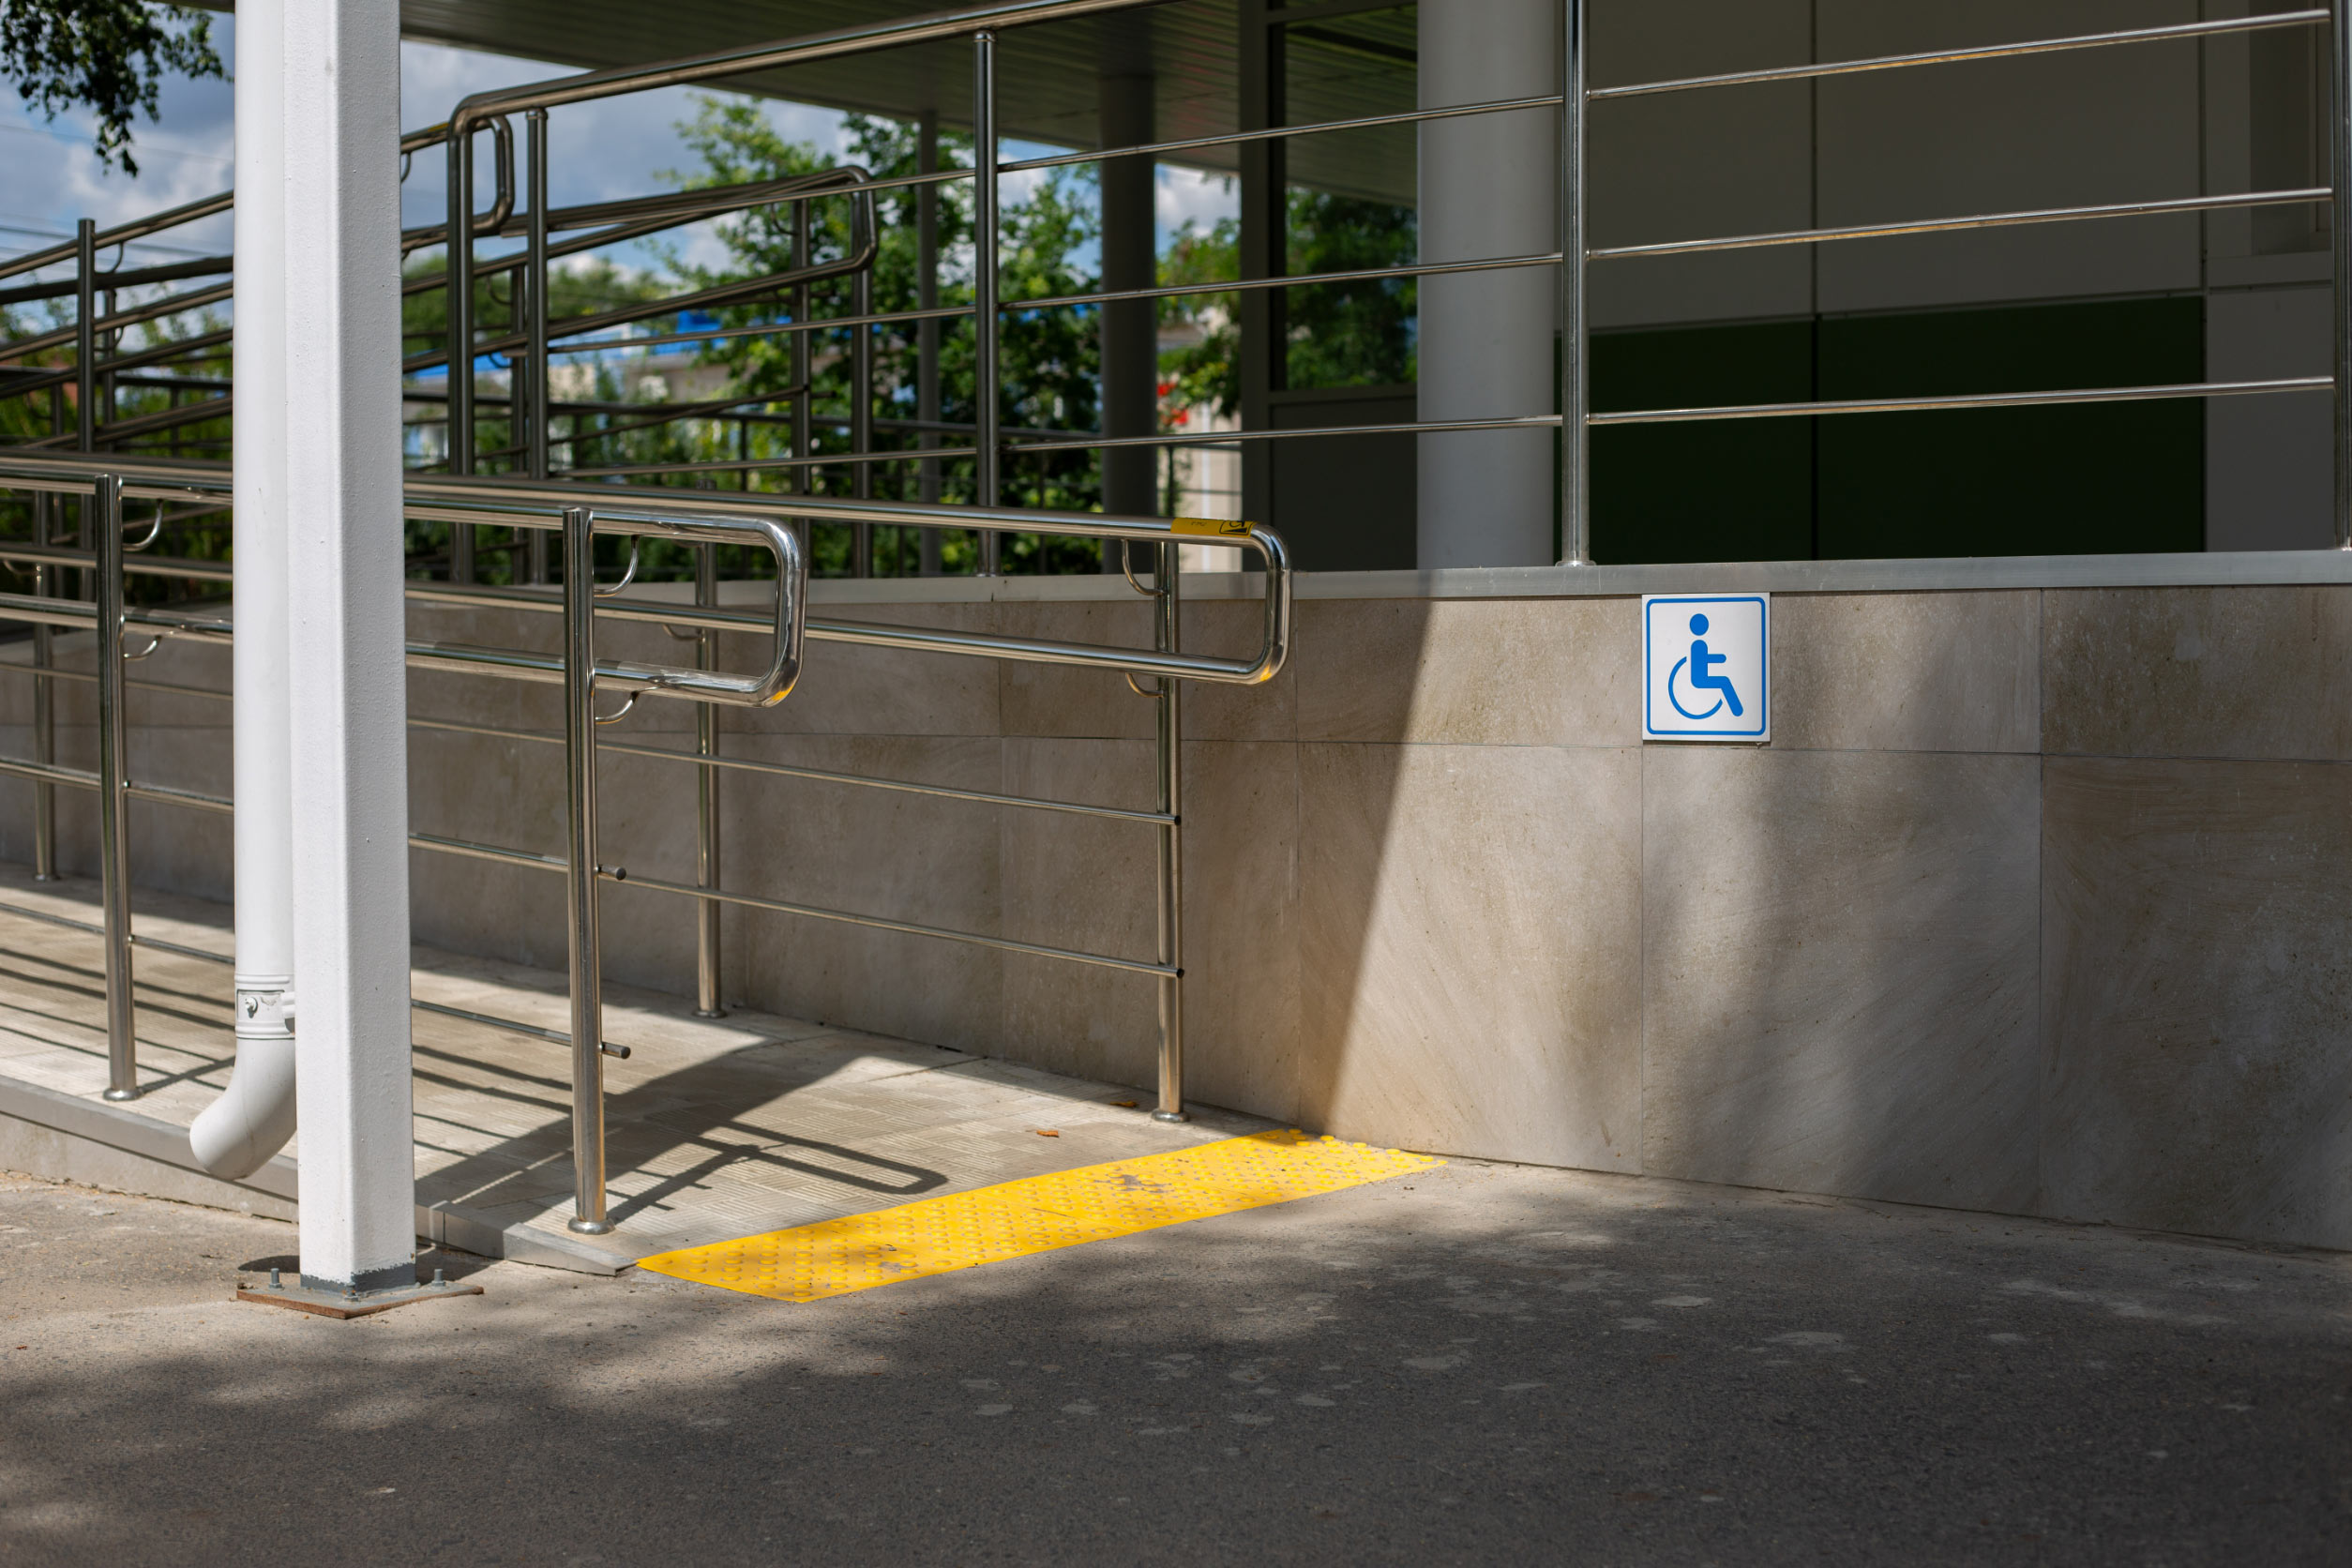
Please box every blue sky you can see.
[0,21,1238,278]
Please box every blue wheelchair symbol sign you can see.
[1644,595,1769,741]
[1667,612,1746,721]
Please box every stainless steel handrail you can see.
[0,455,1289,1237]
[399,474,1292,686]
[405,498,807,706]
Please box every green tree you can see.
[0,0,222,175]
[1284,190,1417,389]
[1151,189,1415,434]
[1156,215,1240,423]
[665,98,1109,574]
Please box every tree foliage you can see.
[663,99,1111,574]
[1284,191,1417,390]
[0,0,222,175]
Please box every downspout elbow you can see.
[189,984,295,1180]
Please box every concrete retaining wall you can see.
[8,576,2348,1251]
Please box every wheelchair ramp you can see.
[0,864,1324,1275]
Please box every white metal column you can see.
[1418,0,1560,567]
[282,0,415,1295]
[191,0,296,1180]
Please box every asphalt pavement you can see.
[1,1158,2344,1565]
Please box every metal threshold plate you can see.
[235,1278,485,1319]
[635,1129,1441,1304]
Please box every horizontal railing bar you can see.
[0,283,236,368]
[447,0,1177,128]
[15,395,236,452]
[402,576,1283,687]
[125,780,231,814]
[612,867,1176,977]
[0,593,232,645]
[0,595,91,630]
[0,366,77,399]
[130,929,234,966]
[564,447,982,478]
[1591,375,2332,427]
[405,714,1174,822]
[805,614,1271,684]
[406,830,580,874]
[404,637,763,699]
[528,249,1561,354]
[1011,413,1563,454]
[0,461,1288,688]
[1591,188,2330,262]
[0,755,234,819]
[1591,10,2331,102]
[535,302,972,358]
[0,755,94,791]
[0,663,234,702]
[0,543,233,584]
[0,253,234,309]
[0,895,618,1050]
[1003,249,1560,314]
[410,996,629,1059]
[1002,90,1569,174]
[399,474,1272,546]
[0,458,233,497]
[0,191,234,287]
[611,739,1176,823]
[0,897,235,967]
[541,385,811,448]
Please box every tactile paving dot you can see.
[634,1129,1441,1302]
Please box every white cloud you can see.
[397,40,851,274]
[2,31,1235,294]
[1156,166,1237,246]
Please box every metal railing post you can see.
[917,109,944,573]
[93,475,138,1101]
[562,504,611,1233]
[694,541,725,1018]
[448,122,477,581]
[973,30,1003,574]
[1152,541,1185,1123]
[75,220,96,454]
[2334,0,2351,547]
[791,198,812,538]
[30,491,55,880]
[852,256,876,576]
[1559,0,1591,565]
[526,111,554,587]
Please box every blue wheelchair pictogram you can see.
[1666,612,1744,722]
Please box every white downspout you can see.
[191,0,294,1181]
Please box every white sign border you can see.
[1641,592,1771,744]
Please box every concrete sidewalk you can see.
[3,1154,2345,1565]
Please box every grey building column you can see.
[1417,0,1559,567]
[1100,71,1157,564]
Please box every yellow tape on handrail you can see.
[1170,516,1255,538]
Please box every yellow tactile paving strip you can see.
[634,1129,1440,1303]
